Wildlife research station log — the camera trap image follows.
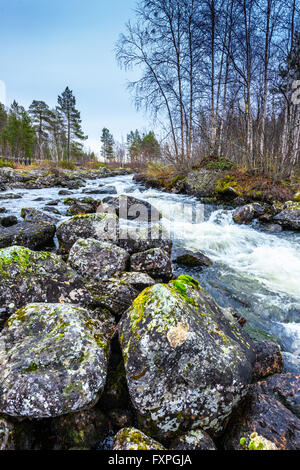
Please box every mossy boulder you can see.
[169,429,217,450]
[68,238,129,279]
[0,246,87,327]
[0,303,109,418]
[21,207,57,224]
[118,275,255,440]
[113,427,165,450]
[57,213,119,253]
[273,202,300,230]
[66,200,97,216]
[0,221,56,250]
[130,248,173,281]
[185,169,220,198]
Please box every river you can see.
[2,173,300,373]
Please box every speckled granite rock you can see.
[0,303,109,418]
[252,341,284,381]
[21,207,58,224]
[273,202,300,230]
[169,429,217,450]
[98,195,161,223]
[113,427,165,450]
[0,221,56,250]
[255,373,300,418]
[130,248,173,281]
[118,275,255,440]
[68,238,129,279]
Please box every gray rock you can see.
[0,303,109,418]
[252,341,284,381]
[114,272,155,292]
[68,238,129,279]
[174,250,212,268]
[113,427,165,450]
[57,213,119,253]
[118,275,255,440]
[98,194,161,223]
[0,221,56,250]
[273,202,300,230]
[170,429,217,450]
[130,248,173,281]
[66,201,96,216]
[233,203,264,225]
[117,225,172,255]
[21,207,57,224]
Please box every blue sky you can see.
[0,0,150,155]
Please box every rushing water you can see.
[2,174,300,372]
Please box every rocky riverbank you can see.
[0,169,299,451]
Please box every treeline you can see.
[0,87,94,166]
[100,127,161,165]
[117,0,300,178]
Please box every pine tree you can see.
[29,100,54,160]
[127,130,141,162]
[57,87,87,161]
[100,127,115,161]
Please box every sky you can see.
[0,0,151,156]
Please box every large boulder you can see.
[233,203,264,225]
[68,238,129,279]
[273,202,300,230]
[113,427,165,450]
[21,207,58,224]
[66,200,97,216]
[0,303,109,418]
[98,195,161,223]
[0,221,56,250]
[0,246,86,326]
[222,383,300,450]
[57,213,119,253]
[118,275,255,440]
[130,248,173,281]
[117,225,172,255]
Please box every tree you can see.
[100,127,115,161]
[57,87,86,161]
[29,100,54,160]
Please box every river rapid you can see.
[3,173,300,373]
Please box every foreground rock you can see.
[68,238,129,279]
[252,341,283,381]
[113,427,165,450]
[222,383,300,450]
[130,248,173,281]
[99,195,161,223]
[170,429,217,450]
[0,303,109,418]
[255,373,300,418]
[273,202,300,230]
[0,246,86,325]
[57,213,119,253]
[119,275,255,440]
[0,221,56,250]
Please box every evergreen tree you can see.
[29,100,54,160]
[100,127,115,161]
[57,87,87,161]
[127,130,141,161]
[140,131,160,160]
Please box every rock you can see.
[106,409,133,430]
[0,208,7,213]
[255,373,300,418]
[233,203,264,225]
[68,238,129,279]
[113,427,165,451]
[85,278,139,316]
[66,201,96,216]
[185,170,220,198]
[57,213,119,253]
[222,384,300,450]
[0,245,87,325]
[117,225,172,255]
[21,207,57,224]
[130,248,173,281]
[0,221,56,250]
[99,195,161,223]
[0,415,35,450]
[174,250,212,268]
[58,189,73,196]
[252,341,284,381]
[45,199,59,206]
[0,303,109,418]
[43,206,60,215]
[92,185,117,195]
[118,275,255,440]
[0,216,18,228]
[51,408,108,450]
[0,193,22,200]
[114,272,155,292]
[169,429,217,450]
[273,202,300,230]
[265,223,282,232]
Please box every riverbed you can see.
[2,173,300,373]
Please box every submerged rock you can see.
[130,248,173,281]
[0,221,56,250]
[68,238,129,279]
[0,246,86,325]
[222,383,300,450]
[252,341,284,381]
[0,303,109,418]
[118,275,255,440]
[169,429,217,450]
[57,213,119,253]
[113,427,165,450]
